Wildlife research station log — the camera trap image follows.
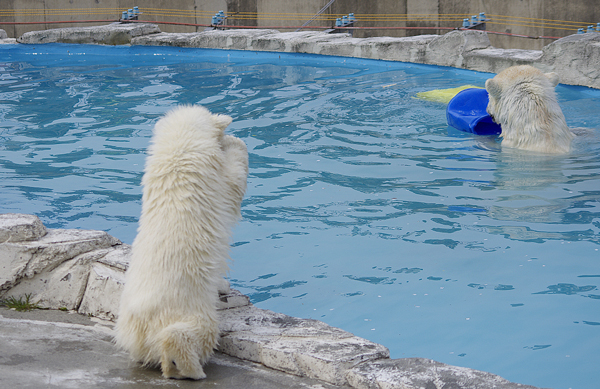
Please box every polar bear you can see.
[485,65,574,154]
[115,105,248,380]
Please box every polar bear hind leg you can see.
[157,317,219,380]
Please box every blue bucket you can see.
[446,88,502,135]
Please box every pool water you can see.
[1,43,599,389]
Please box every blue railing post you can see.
[121,6,140,21]
[461,11,488,30]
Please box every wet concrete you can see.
[0,307,346,389]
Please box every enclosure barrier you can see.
[1,6,599,41]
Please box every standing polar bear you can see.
[485,65,575,154]
[115,105,248,379]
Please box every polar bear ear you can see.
[544,72,560,87]
[211,114,233,131]
[485,79,502,100]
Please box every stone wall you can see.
[6,23,600,89]
[0,0,598,50]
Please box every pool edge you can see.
[0,213,545,389]
[2,21,599,90]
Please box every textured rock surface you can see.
[0,213,47,243]
[0,29,15,44]
[0,214,121,294]
[77,246,130,320]
[346,357,546,389]
[540,33,600,89]
[463,48,544,74]
[8,23,600,89]
[219,305,389,385]
[131,27,599,89]
[17,22,160,45]
[425,29,492,67]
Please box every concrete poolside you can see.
[0,307,346,389]
[1,214,544,388]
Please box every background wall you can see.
[1,0,598,50]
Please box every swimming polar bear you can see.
[115,105,248,379]
[485,65,575,154]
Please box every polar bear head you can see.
[485,65,573,154]
[148,105,232,160]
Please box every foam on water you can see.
[1,44,599,389]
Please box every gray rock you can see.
[0,227,120,293]
[541,33,600,89]
[346,357,545,389]
[193,29,280,50]
[17,22,160,45]
[0,29,15,44]
[131,31,207,47]
[357,35,436,62]
[272,31,335,54]
[11,23,600,89]
[78,254,127,321]
[426,29,492,67]
[131,29,280,49]
[463,47,543,74]
[0,213,46,243]
[219,305,389,385]
[5,247,116,310]
[216,288,251,310]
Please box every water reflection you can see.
[533,283,597,296]
[492,148,567,190]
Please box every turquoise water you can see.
[1,43,599,389]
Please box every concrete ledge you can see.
[0,29,16,44]
[218,304,389,385]
[462,48,544,74]
[0,213,545,388]
[346,358,540,389]
[16,23,160,45]
[9,23,600,89]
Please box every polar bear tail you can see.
[156,317,219,380]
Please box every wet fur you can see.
[115,105,248,379]
[485,65,574,154]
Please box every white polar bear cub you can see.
[115,105,248,380]
[485,65,574,154]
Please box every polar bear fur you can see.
[115,105,248,379]
[485,65,574,154]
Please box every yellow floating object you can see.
[416,85,483,104]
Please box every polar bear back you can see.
[485,65,574,154]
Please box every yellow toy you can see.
[416,85,483,104]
